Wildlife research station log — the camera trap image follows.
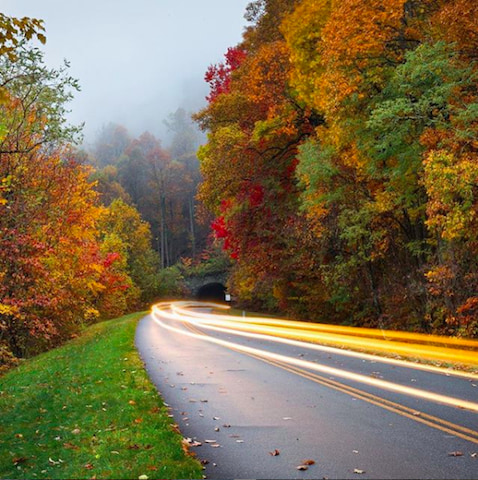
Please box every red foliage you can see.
[103,252,121,268]
[211,216,228,239]
[205,47,247,103]
[248,184,265,207]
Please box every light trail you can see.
[151,302,478,413]
[173,301,478,349]
[170,302,478,379]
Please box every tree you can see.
[0,13,45,62]
[0,43,82,155]
[0,34,139,365]
[93,123,131,167]
[100,199,160,304]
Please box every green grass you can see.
[0,312,203,480]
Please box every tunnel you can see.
[197,282,226,303]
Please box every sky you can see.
[2,0,251,145]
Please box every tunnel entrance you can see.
[197,282,226,302]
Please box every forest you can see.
[0,14,213,367]
[1,0,478,369]
[195,0,478,337]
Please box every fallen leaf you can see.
[147,466,158,471]
[84,463,94,470]
[150,407,160,414]
[134,418,143,424]
[110,451,120,455]
[211,444,221,448]
[448,451,463,457]
[138,475,149,480]
[14,433,23,439]
[63,442,79,450]
[297,465,308,471]
[128,444,140,450]
[71,428,81,435]
[269,449,280,456]
[354,469,365,474]
[128,400,136,405]
[303,459,315,465]
[12,457,27,465]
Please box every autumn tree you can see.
[195,0,328,315]
[100,198,160,304]
[0,25,143,366]
[195,0,478,335]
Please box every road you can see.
[135,301,478,479]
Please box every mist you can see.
[2,0,251,146]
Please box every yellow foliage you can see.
[87,280,106,294]
[0,303,19,316]
[424,150,478,241]
[83,307,100,321]
[281,0,333,110]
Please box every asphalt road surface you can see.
[135,304,478,479]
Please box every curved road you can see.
[136,302,478,479]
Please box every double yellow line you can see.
[185,321,478,445]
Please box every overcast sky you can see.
[2,0,250,145]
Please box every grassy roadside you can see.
[0,312,203,480]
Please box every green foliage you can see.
[181,249,231,278]
[366,42,476,176]
[156,266,186,298]
[0,43,82,153]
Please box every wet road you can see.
[135,303,478,479]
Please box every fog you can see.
[2,0,251,145]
